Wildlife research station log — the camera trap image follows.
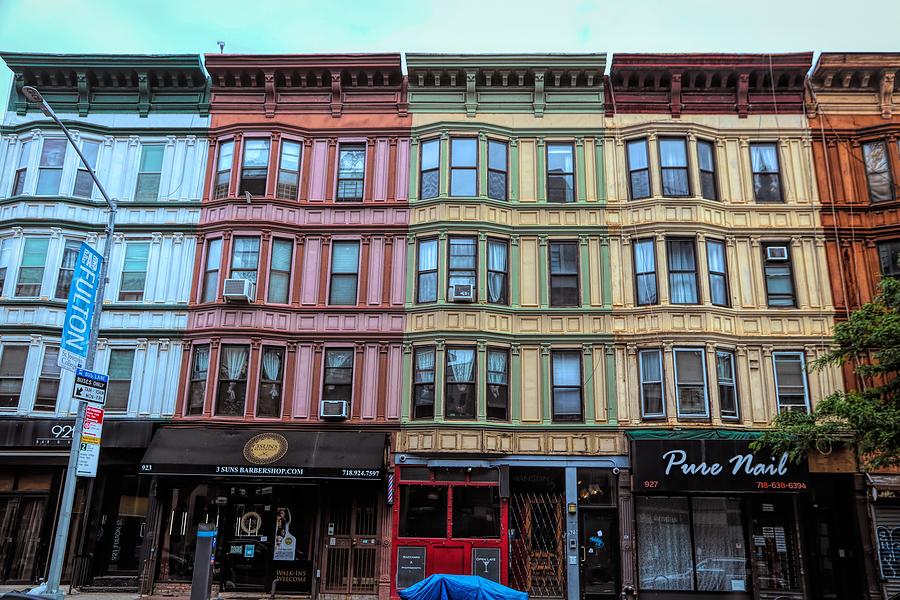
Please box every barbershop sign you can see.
[632,439,809,492]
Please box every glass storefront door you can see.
[579,509,618,599]
[0,495,48,582]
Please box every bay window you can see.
[240,139,270,196]
[416,239,438,303]
[659,137,689,197]
[420,139,440,199]
[277,140,301,199]
[450,138,477,197]
[413,346,436,420]
[216,345,249,416]
[673,347,708,418]
[257,347,284,418]
[36,139,66,196]
[639,349,664,418]
[666,238,698,304]
[486,349,509,421]
[445,347,475,419]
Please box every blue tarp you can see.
[399,575,528,600]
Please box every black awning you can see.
[139,427,386,480]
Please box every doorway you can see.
[0,494,49,583]
[320,488,379,595]
[579,509,618,600]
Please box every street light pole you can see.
[21,86,118,600]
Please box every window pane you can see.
[863,142,893,202]
[452,487,500,538]
[280,141,301,172]
[231,237,260,272]
[243,140,270,168]
[18,140,31,168]
[40,139,67,167]
[488,141,507,171]
[218,140,235,171]
[552,352,581,386]
[36,169,62,195]
[421,139,440,171]
[139,145,164,172]
[399,485,447,538]
[692,497,748,592]
[337,145,366,200]
[449,238,476,270]
[331,241,360,274]
[660,138,687,167]
[675,349,707,416]
[751,144,778,173]
[451,138,477,167]
[73,171,94,198]
[488,170,507,200]
[627,140,648,170]
[450,169,477,196]
[697,141,715,171]
[879,241,900,276]
[636,496,694,590]
[421,171,439,199]
[550,243,578,274]
[547,144,573,173]
[446,349,475,383]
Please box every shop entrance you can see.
[576,469,619,600]
[0,494,48,583]
[320,490,379,595]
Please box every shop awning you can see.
[139,427,386,480]
[626,428,762,441]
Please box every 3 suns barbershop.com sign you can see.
[632,439,809,492]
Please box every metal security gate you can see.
[509,491,567,599]
[321,492,379,594]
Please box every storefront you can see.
[629,433,809,600]
[869,474,900,598]
[138,427,389,598]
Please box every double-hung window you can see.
[277,140,301,199]
[216,345,248,416]
[336,144,366,201]
[627,139,651,199]
[450,138,477,197]
[716,350,738,419]
[863,141,894,202]
[634,238,658,305]
[487,349,509,421]
[73,140,100,199]
[420,139,440,199]
[257,346,285,418]
[16,237,49,297]
[54,240,81,300]
[772,351,809,413]
[445,347,476,419]
[240,139,270,196]
[214,140,234,199]
[0,239,10,295]
[0,345,28,408]
[639,349,664,418]
[762,243,795,307]
[118,242,150,301]
[551,350,582,422]
[547,143,574,202]
[878,240,900,277]
[416,239,438,303]
[673,348,708,418]
[697,140,718,200]
[487,140,508,200]
[659,137,690,197]
[667,239,698,304]
[413,346,436,419]
[750,142,782,202]
[448,237,477,300]
[135,145,164,201]
[267,238,292,304]
[12,140,30,196]
[706,239,729,307]
[323,349,354,405]
[187,344,209,416]
[230,237,260,298]
[106,349,135,412]
[329,241,360,305]
[34,346,61,412]
[487,239,508,305]
[201,238,222,302]
[549,241,579,307]
[36,139,66,195]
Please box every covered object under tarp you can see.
[399,575,528,600]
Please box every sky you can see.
[1,0,898,110]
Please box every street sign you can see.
[59,242,103,372]
[76,406,103,478]
[73,368,108,406]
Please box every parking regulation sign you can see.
[73,368,108,406]
[59,242,103,372]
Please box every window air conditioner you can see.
[765,246,789,261]
[448,283,475,302]
[222,278,255,302]
[320,400,349,420]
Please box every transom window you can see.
[547,143,575,202]
[450,138,477,197]
[336,144,366,201]
[659,137,690,197]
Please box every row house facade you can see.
[135,54,411,600]
[0,54,209,588]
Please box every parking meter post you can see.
[191,523,217,600]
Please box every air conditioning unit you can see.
[222,278,255,302]
[766,246,789,261]
[320,400,349,420]
[448,283,475,302]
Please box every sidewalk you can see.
[0,587,139,600]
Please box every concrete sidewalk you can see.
[0,587,139,600]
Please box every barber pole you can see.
[387,472,394,505]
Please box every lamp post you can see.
[21,86,117,600]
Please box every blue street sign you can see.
[59,242,103,372]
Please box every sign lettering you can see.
[59,243,103,372]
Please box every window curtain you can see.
[751,144,776,172]
[222,346,248,380]
[262,348,282,383]
[669,242,697,304]
[636,497,693,590]
[488,242,507,303]
[326,349,353,370]
[707,242,725,272]
[418,240,438,301]
[641,351,661,383]
[447,349,474,382]
[635,240,657,304]
[415,348,435,382]
[692,497,748,592]
[193,347,209,377]
[487,351,507,384]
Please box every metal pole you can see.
[22,86,117,600]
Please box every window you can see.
[214,140,234,199]
[277,140,301,199]
[0,239,12,294]
[639,349,664,418]
[328,241,360,305]
[118,242,150,301]
[216,345,249,416]
[267,239,292,304]
[762,243,795,307]
[36,139,66,195]
[413,347,436,420]
[659,137,690,196]
[547,143,574,202]
[106,349,135,412]
[12,140,30,196]
[772,351,809,413]
[878,240,900,277]
[420,139,440,199]
[487,349,509,421]
[697,140,718,200]
[863,141,894,202]
[336,144,366,201]
[445,347,476,419]
[674,348,708,418]
[452,487,501,538]
[448,237,476,299]
[15,237,49,297]
[487,239,508,305]
[627,139,651,199]
[716,350,738,419]
[73,140,100,198]
[0,345,28,408]
[230,237,260,296]
[187,344,209,416]
[487,140,507,200]
[750,498,801,591]
[201,238,222,302]
[257,347,284,418]
[549,241,579,307]
[54,240,81,300]
[667,239,698,304]
[750,142,782,202]
[135,145,164,201]
[450,138,477,197]
[323,349,354,404]
[416,239,438,303]
[552,350,582,422]
[706,239,729,307]
[34,347,61,412]
[240,139,270,196]
[634,238,658,306]
[399,485,447,538]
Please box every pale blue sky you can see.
[1,0,898,113]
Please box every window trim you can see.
[657,136,691,198]
[673,347,710,419]
[548,240,580,307]
[706,238,730,307]
[626,138,651,200]
[551,349,583,422]
[862,139,896,203]
[416,237,438,304]
[487,139,508,201]
[715,349,739,420]
[697,138,719,201]
[335,142,367,202]
[444,345,477,420]
[546,142,576,203]
[749,141,784,203]
[327,239,360,306]
[666,237,699,305]
[639,348,665,419]
[449,137,478,198]
[762,242,797,308]
[419,138,441,200]
[772,351,810,414]
[633,237,658,306]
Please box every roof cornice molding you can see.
[809,53,900,119]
